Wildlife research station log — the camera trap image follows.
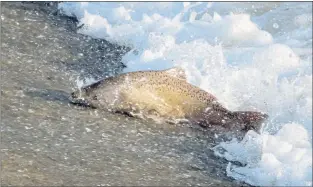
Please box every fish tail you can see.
[232,111,268,131]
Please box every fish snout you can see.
[69,90,84,103]
[69,88,97,108]
[71,91,78,99]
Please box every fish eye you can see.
[93,95,98,100]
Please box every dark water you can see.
[1,2,248,186]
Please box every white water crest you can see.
[59,2,312,186]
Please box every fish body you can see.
[71,67,268,132]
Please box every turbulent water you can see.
[1,2,250,186]
[58,2,312,186]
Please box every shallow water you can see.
[1,2,247,186]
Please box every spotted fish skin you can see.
[71,67,268,132]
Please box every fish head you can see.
[70,86,100,108]
[70,78,108,108]
[70,77,123,109]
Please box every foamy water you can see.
[59,2,312,186]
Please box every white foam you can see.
[220,123,312,186]
[59,2,312,186]
[76,76,97,89]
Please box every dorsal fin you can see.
[164,67,187,81]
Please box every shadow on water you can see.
[24,88,97,109]
[24,89,72,104]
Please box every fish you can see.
[71,67,268,132]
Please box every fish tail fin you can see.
[232,111,268,131]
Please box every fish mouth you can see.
[69,91,92,108]
[70,91,78,99]
[69,91,80,103]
